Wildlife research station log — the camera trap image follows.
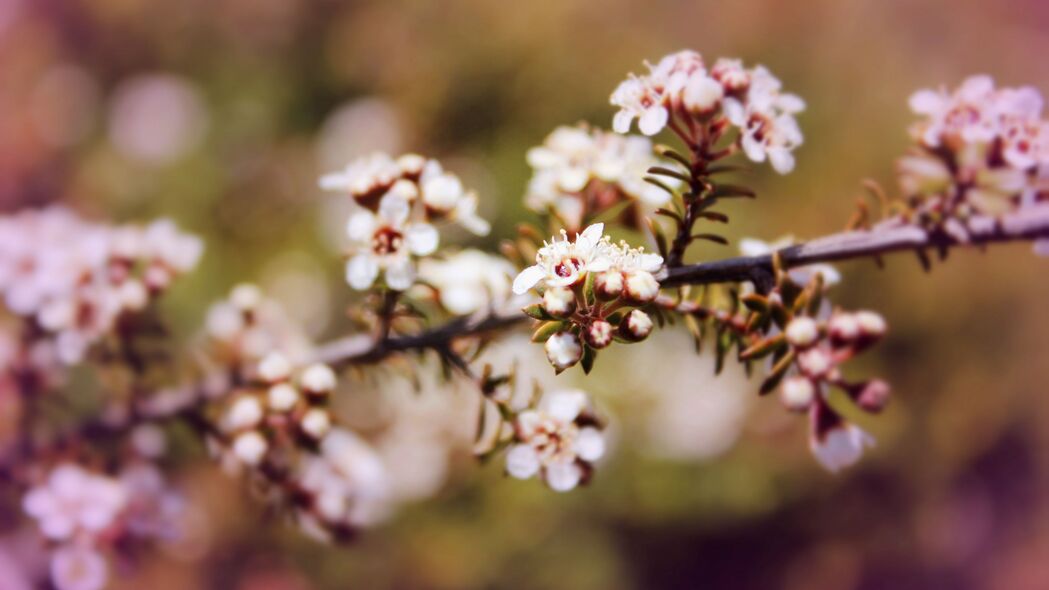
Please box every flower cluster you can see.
[416,249,518,315]
[321,152,490,291]
[504,389,606,492]
[0,207,202,364]
[524,124,675,231]
[512,224,661,372]
[22,461,186,590]
[610,51,805,173]
[204,283,314,367]
[900,76,1049,215]
[780,310,888,472]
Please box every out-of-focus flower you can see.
[610,51,805,173]
[810,422,876,473]
[22,464,128,541]
[506,389,605,492]
[316,98,404,171]
[417,249,518,315]
[322,153,490,292]
[108,73,209,165]
[49,544,108,590]
[524,125,673,231]
[512,223,614,294]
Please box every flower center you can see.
[372,227,404,256]
[554,257,583,278]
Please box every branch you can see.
[315,205,1049,367]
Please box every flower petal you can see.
[512,265,545,295]
[384,258,416,291]
[345,254,379,291]
[506,444,541,480]
[405,223,439,256]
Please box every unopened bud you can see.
[780,376,816,412]
[542,287,576,318]
[545,331,582,371]
[856,379,891,413]
[300,363,336,395]
[232,431,268,465]
[231,284,262,312]
[624,271,659,304]
[828,313,860,345]
[594,271,624,300]
[785,316,819,348]
[619,309,653,342]
[797,347,833,378]
[258,352,292,382]
[227,395,264,430]
[585,320,614,349]
[855,311,886,339]
[267,383,300,412]
[300,408,332,439]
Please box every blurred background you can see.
[2,0,1049,588]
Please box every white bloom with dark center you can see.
[344,194,438,291]
[811,423,875,473]
[512,223,615,294]
[506,389,605,492]
[722,66,805,174]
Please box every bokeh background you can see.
[3,0,1049,588]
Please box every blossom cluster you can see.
[900,76,1049,215]
[781,310,888,472]
[504,389,606,492]
[415,249,519,316]
[321,153,490,291]
[512,224,660,372]
[22,461,186,590]
[0,206,202,364]
[610,50,805,173]
[524,124,675,231]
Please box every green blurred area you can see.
[3,0,1049,588]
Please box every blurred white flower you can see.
[344,193,437,291]
[417,249,517,315]
[506,389,604,492]
[739,236,840,287]
[23,464,128,541]
[810,423,875,473]
[49,544,108,590]
[108,73,208,165]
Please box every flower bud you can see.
[855,311,887,339]
[785,317,819,348]
[227,395,264,430]
[585,320,614,349]
[780,376,816,412]
[797,347,833,378]
[828,313,860,345]
[594,271,624,300]
[232,431,268,465]
[118,280,149,311]
[545,331,582,371]
[300,363,336,395]
[542,287,577,318]
[856,379,891,413]
[231,284,262,312]
[267,383,300,412]
[258,352,292,382]
[619,309,653,342]
[300,408,332,439]
[623,271,659,304]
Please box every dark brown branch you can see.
[315,205,1049,367]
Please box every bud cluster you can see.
[511,223,661,373]
[0,206,202,364]
[320,153,490,292]
[524,124,678,232]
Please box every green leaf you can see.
[710,184,757,199]
[643,176,681,198]
[647,166,692,183]
[740,334,786,360]
[690,233,729,245]
[581,346,596,374]
[522,304,552,320]
[531,321,564,343]
[759,349,795,395]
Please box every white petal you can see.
[811,424,875,473]
[346,211,376,241]
[738,238,772,257]
[512,265,545,295]
[768,147,796,174]
[742,133,766,162]
[319,171,350,191]
[577,223,604,249]
[384,258,416,291]
[908,90,943,115]
[638,253,664,272]
[540,389,587,424]
[722,98,746,126]
[544,459,582,492]
[378,194,410,226]
[574,427,605,462]
[506,444,541,479]
[405,223,439,256]
[638,106,669,136]
[345,254,379,290]
[612,110,634,134]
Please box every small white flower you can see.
[417,250,516,315]
[50,545,108,590]
[344,194,438,291]
[811,423,875,473]
[506,389,604,492]
[512,223,615,294]
[23,464,128,541]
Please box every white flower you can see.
[610,50,708,136]
[319,152,402,204]
[722,66,805,174]
[50,545,108,590]
[811,423,875,473]
[739,237,840,287]
[344,194,438,291]
[506,389,605,492]
[524,125,673,230]
[23,464,128,541]
[512,223,614,294]
[417,249,517,315]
